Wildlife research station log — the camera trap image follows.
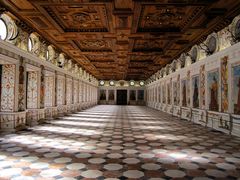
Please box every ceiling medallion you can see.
[72,13,90,23]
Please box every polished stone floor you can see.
[0,105,240,180]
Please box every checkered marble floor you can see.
[0,105,240,180]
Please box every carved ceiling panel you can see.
[138,5,204,32]
[44,5,109,32]
[74,39,112,52]
[2,0,240,80]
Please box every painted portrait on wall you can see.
[192,75,199,108]
[130,90,136,101]
[208,70,219,111]
[233,64,240,114]
[167,83,171,104]
[181,79,187,107]
[177,75,180,105]
[158,86,161,103]
[100,90,106,100]
[163,84,166,104]
[108,90,114,101]
[173,81,177,105]
[187,71,191,107]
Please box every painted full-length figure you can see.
[209,76,218,111]
[182,81,187,107]
[235,78,240,114]
[193,79,199,108]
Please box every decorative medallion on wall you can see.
[231,15,240,42]
[190,45,200,63]
[206,33,219,55]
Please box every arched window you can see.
[0,18,7,40]
[46,49,49,60]
[0,13,18,41]
[28,36,33,52]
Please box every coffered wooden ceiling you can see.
[2,0,240,80]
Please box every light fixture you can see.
[109,80,115,86]
[99,80,105,86]
[139,81,145,86]
[130,80,135,86]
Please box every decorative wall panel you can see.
[187,71,191,107]
[181,79,187,107]
[158,86,161,103]
[173,81,177,105]
[79,81,82,102]
[108,90,114,101]
[40,65,45,108]
[57,75,65,106]
[18,61,25,111]
[138,90,144,101]
[130,90,136,101]
[162,83,166,104]
[1,64,15,112]
[100,90,106,100]
[233,64,240,114]
[200,65,206,109]
[66,78,73,105]
[45,76,54,107]
[27,71,38,109]
[221,56,229,112]
[177,75,180,105]
[73,80,78,104]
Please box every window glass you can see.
[0,19,7,40]
[28,37,33,52]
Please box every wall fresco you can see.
[1,64,15,112]
[221,56,229,112]
[200,65,206,109]
[45,76,54,107]
[233,64,240,114]
[192,75,200,108]
[27,71,38,109]
[208,70,219,111]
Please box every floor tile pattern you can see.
[0,105,240,179]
